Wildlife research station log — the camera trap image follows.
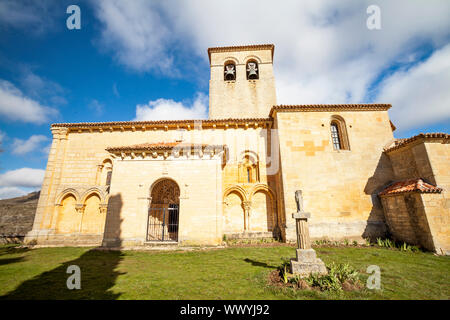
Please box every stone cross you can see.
[290,190,327,276]
[292,190,311,250]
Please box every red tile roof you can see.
[378,178,442,196]
[269,104,391,116]
[384,132,449,153]
[208,44,274,61]
[51,118,271,128]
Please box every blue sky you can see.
[0,0,449,199]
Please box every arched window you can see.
[100,159,113,186]
[330,116,350,150]
[224,63,236,81]
[330,122,342,150]
[246,60,259,80]
[239,152,259,183]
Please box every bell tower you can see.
[208,44,277,119]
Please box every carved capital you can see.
[75,204,86,214]
[99,204,108,214]
[242,201,252,212]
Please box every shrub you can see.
[302,262,360,292]
[305,272,342,291]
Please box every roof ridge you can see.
[384,132,449,153]
[269,103,392,116]
[378,177,442,196]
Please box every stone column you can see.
[296,218,311,249]
[25,127,69,242]
[242,201,251,231]
[290,191,327,277]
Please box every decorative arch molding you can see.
[55,188,81,205]
[238,150,260,183]
[244,55,262,64]
[239,150,259,163]
[149,177,181,196]
[55,185,110,207]
[249,184,276,202]
[330,114,350,150]
[223,185,249,202]
[150,177,181,205]
[222,56,239,65]
[80,187,108,204]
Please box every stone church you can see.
[25,44,449,254]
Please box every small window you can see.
[246,61,259,80]
[330,123,342,150]
[330,116,350,151]
[224,63,236,81]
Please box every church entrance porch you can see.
[147,179,180,242]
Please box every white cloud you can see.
[135,93,208,121]
[20,71,67,106]
[113,83,120,97]
[94,0,175,74]
[93,0,450,131]
[0,130,5,153]
[11,135,48,155]
[88,99,104,115]
[0,168,45,188]
[377,44,450,130]
[0,0,57,34]
[0,187,28,200]
[0,80,58,124]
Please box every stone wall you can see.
[209,47,277,119]
[380,194,434,249]
[274,108,394,242]
[25,121,278,246]
[383,137,450,254]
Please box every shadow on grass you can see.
[0,249,125,300]
[0,257,25,266]
[1,194,126,300]
[244,258,277,269]
[0,245,30,256]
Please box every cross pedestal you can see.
[290,211,327,277]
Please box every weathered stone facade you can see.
[25,44,449,254]
[380,134,450,254]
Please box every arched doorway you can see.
[147,179,180,242]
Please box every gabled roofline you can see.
[51,117,272,131]
[269,104,392,117]
[384,133,450,153]
[378,178,442,196]
[207,44,275,62]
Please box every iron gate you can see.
[147,204,179,241]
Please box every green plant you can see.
[343,239,349,246]
[328,262,359,283]
[282,265,288,284]
[385,239,394,248]
[376,238,383,247]
[303,262,360,292]
[352,240,358,246]
[305,272,342,291]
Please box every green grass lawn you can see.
[0,244,448,299]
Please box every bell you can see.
[224,64,235,80]
[247,62,258,79]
